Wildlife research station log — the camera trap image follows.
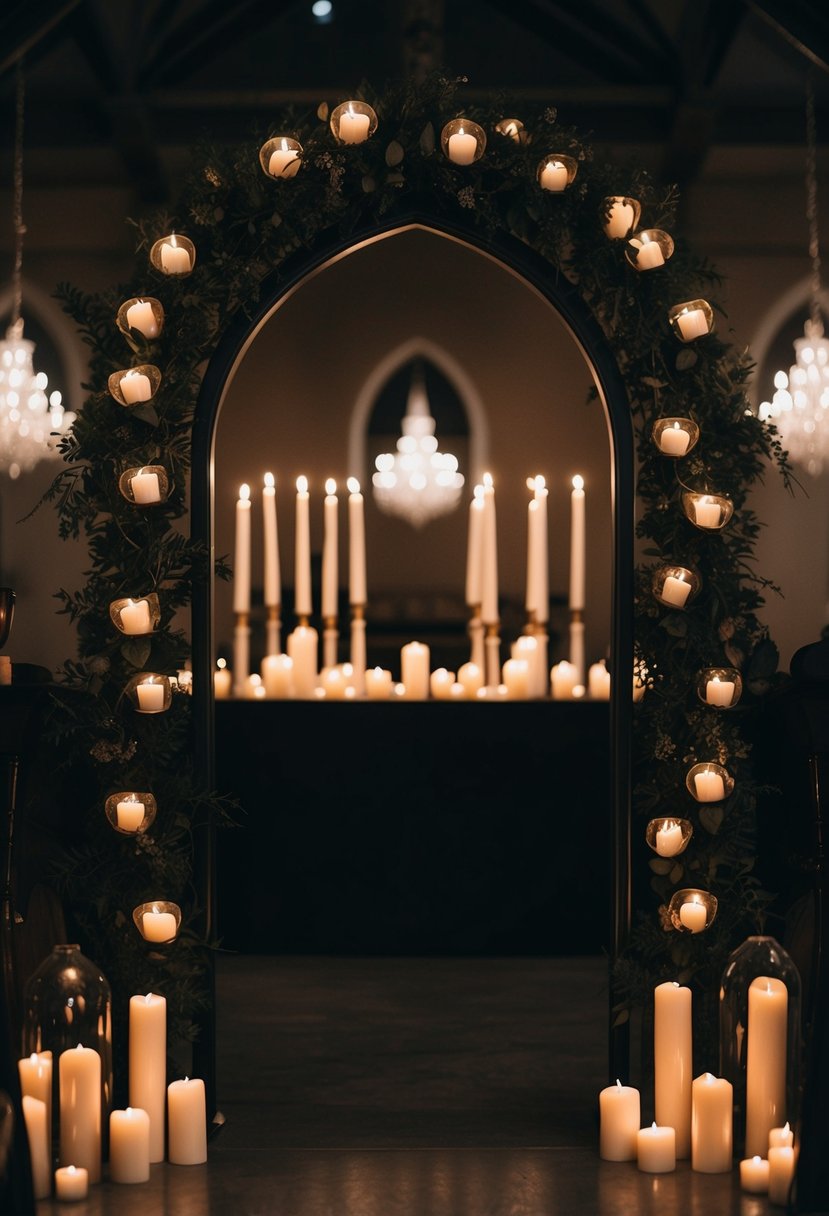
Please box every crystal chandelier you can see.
[372,362,464,527]
[0,63,73,480]
[759,78,829,476]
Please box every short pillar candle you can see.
[691,1072,733,1173]
[637,1123,676,1173]
[54,1165,89,1202]
[768,1146,796,1206]
[740,1156,770,1193]
[598,1080,640,1161]
[109,1108,151,1183]
[167,1078,207,1165]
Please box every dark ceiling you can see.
[1,0,828,203]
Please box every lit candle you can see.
[746,977,788,1158]
[167,1077,207,1165]
[234,483,252,616]
[214,658,231,699]
[116,797,145,832]
[322,479,339,619]
[54,1165,89,1202]
[401,642,430,699]
[679,897,708,933]
[569,475,585,611]
[539,159,568,191]
[481,473,498,625]
[691,1072,733,1173]
[59,1044,101,1182]
[769,1123,794,1150]
[588,660,611,700]
[457,661,484,697]
[430,668,455,700]
[119,599,152,635]
[604,197,636,238]
[465,484,485,607]
[339,105,370,144]
[141,908,177,943]
[119,370,152,404]
[655,819,684,857]
[159,235,191,274]
[768,1146,796,1206]
[676,307,710,341]
[18,1052,52,1145]
[130,470,161,504]
[740,1156,770,1193]
[450,682,467,699]
[654,981,692,1158]
[287,625,318,697]
[551,660,578,700]
[598,1079,640,1161]
[109,1107,151,1183]
[125,300,159,339]
[694,496,722,528]
[632,236,665,269]
[21,1095,50,1198]
[706,675,735,706]
[448,125,477,164]
[129,993,166,1162]
[525,476,548,623]
[261,653,293,698]
[637,1122,676,1173]
[694,767,725,802]
[268,138,300,177]
[658,422,691,456]
[136,681,165,712]
[512,635,541,698]
[661,574,692,608]
[319,666,350,700]
[365,667,393,700]
[263,472,281,615]
[502,658,530,700]
[347,478,366,605]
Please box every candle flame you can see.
[184,1076,189,1083]
[459,125,465,136]
[473,484,484,501]
[651,1122,658,1131]
[325,478,337,496]
[281,138,289,152]
[572,474,584,491]
[703,1072,715,1082]
[373,667,383,676]
[264,471,275,489]
[239,483,250,502]
[483,471,493,488]
[783,1122,790,1134]
[67,1166,77,1176]
[169,234,178,248]
[126,1107,134,1116]
[217,658,227,670]
[29,1052,37,1063]
[347,103,355,117]
[752,1156,762,1164]
[296,475,308,494]
[347,477,361,494]
[75,1043,83,1051]
[615,1078,622,1090]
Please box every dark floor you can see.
[36,955,761,1215]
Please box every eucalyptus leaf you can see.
[675,348,698,371]
[649,857,673,875]
[385,140,405,167]
[669,863,684,884]
[362,176,376,193]
[699,804,724,834]
[419,122,435,154]
[317,101,329,122]
[131,403,159,428]
[121,637,152,669]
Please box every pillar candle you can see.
[769,1123,794,1150]
[136,681,165,711]
[120,370,152,404]
[465,485,484,607]
[294,476,312,617]
[167,1078,207,1165]
[18,1052,52,1149]
[159,237,191,274]
[54,1165,88,1202]
[598,1080,640,1161]
[214,659,231,699]
[130,470,161,504]
[457,661,484,697]
[677,308,710,340]
[125,300,159,339]
[141,909,177,942]
[233,484,251,615]
[322,479,339,619]
[661,574,692,607]
[287,625,318,697]
[768,1146,796,1206]
[654,981,692,1158]
[59,1044,101,1182]
[261,653,293,698]
[339,105,370,144]
[448,127,477,164]
[604,197,637,238]
[481,473,498,625]
[659,422,691,455]
[268,139,300,177]
[119,599,152,634]
[109,1108,151,1183]
[746,977,788,1158]
[588,659,611,700]
[633,237,664,269]
[706,676,735,706]
[502,658,530,700]
[637,1123,676,1173]
[740,1156,770,1193]
[262,472,281,613]
[540,160,568,191]
[694,767,725,801]
[319,666,350,700]
[512,635,541,698]
[430,668,455,700]
[116,797,145,832]
[694,496,722,528]
[569,475,585,611]
[129,993,166,1162]
[679,897,708,933]
[401,642,430,700]
[21,1095,50,1199]
[347,479,366,605]
[365,667,392,700]
[551,660,578,700]
[655,819,684,857]
[691,1072,733,1172]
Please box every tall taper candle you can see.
[654,981,693,1158]
[129,992,166,1162]
[295,476,312,618]
[526,476,549,621]
[481,473,498,625]
[263,471,281,609]
[745,976,788,1158]
[347,478,366,605]
[569,474,586,682]
[233,484,251,614]
[322,479,339,619]
[465,484,484,607]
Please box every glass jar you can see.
[720,935,801,1157]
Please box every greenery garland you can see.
[41,73,791,1075]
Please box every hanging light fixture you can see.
[0,63,73,479]
[372,361,464,527]
[759,76,829,476]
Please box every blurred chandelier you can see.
[759,78,829,476]
[372,361,464,527]
[0,63,73,479]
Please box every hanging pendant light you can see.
[0,63,74,479]
[759,76,829,476]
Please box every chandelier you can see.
[759,77,829,476]
[0,63,73,480]
[372,361,464,527]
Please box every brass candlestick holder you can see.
[569,608,585,687]
[232,612,250,697]
[468,604,485,670]
[323,615,339,670]
[265,604,281,658]
[526,612,549,699]
[484,621,501,689]
[350,604,366,695]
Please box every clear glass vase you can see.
[720,935,802,1157]
[21,944,113,1157]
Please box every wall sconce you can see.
[107,365,162,407]
[495,117,526,143]
[118,465,170,506]
[646,817,693,857]
[149,234,196,276]
[109,593,160,636]
[697,667,743,709]
[652,565,700,610]
[441,118,486,165]
[132,901,181,944]
[126,673,172,714]
[105,792,157,835]
[669,299,714,342]
[652,417,700,457]
[602,196,641,239]
[668,889,718,934]
[686,761,734,802]
[259,136,302,179]
[625,229,674,271]
[116,298,164,342]
[330,100,378,145]
[536,154,577,192]
[681,491,734,531]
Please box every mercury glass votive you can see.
[537,154,578,192]
[645,817,693,858]
[697,667,743,709]
[681,491,734,532]
[109,593,160,636]
[116,297,164,343]
[669,889,718,934]
[118,464,170,506]
[330,100,378,145]
[259,135,303,179]
[132,901,181,944]
[652,565,701,610]
[150,233,196,276]
[686,760,734,803]
[602,195,641,238]
[669,299,714,342]
[107,364,162,407]
[441,118,486,165]
[652,416,700,458]
[105,792,157,835]
[495,117,526,143]
[126,673,172,714]
[625,228,674,271]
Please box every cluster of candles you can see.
[599,978,795,1203]
[18,993,206,1201]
